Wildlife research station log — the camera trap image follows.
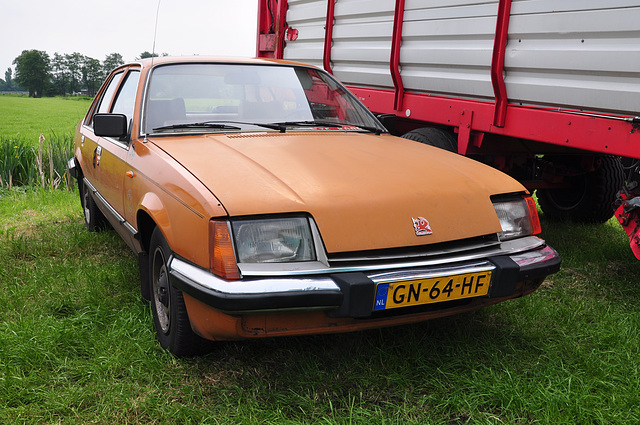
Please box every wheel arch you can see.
[135,192,172,251]
[136,209,157,255]
[134,193,171,302]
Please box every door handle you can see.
[93,146,102,168]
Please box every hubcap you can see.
[152,247,171,334]
[82,190,91,224]
[547,176,587,211]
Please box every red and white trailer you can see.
[257,0,640,258]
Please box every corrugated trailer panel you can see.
[505,0,640,115]
[285,0,502,100]
[283,0,640,116]
[330,0,395,89]
[401,0,499,101]
[284,0,328,66]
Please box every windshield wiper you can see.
[160,120,288,133]
[211,121,285,132]
[152,120,384,135]
[152,122,242,131]
[272,120,384,135]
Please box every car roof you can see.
[123,56,314,71]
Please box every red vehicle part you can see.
[257,0,640,257]
[257,0,640,160]
[615,187,640,260]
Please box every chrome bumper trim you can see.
[169,257,340,295]
[237,236,546,277]
[169,241,554,298]
[367,261,496,284]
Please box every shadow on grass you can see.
[179,305,545,421]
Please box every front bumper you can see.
[168,239,561,319]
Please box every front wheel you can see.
[78,178,108,231]
[537,156,624,223]
[149,227,201,356]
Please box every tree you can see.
[83,57,103,96]
[4,68,15,91]
[49,52,104,96]
[50,53,69,95]
[138,51,158,59]
[103,53,124,75]
[65,52,85,94]
[138,51,168,60]
[13,50,50,97]
[0,68,22,92]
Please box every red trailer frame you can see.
[257,0,640,259]
[257,0,640,161]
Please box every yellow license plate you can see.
[373,271,492,311]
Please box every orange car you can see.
[69,57,560,356]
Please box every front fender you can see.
[133,189,213,269]
[136,191,171,243]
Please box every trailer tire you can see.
[537,156,624,223]
[402,127,458,153]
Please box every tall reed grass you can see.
[0,132,74,191]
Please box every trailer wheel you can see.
[402,127,458,153]
[537,156,624,223]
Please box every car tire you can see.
[149,227,201,356]
[78,178,108,231]
[402,127,458,153]
[537,156,624,223]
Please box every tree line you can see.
[1,50,164,98]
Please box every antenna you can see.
[143,0,162,140]
[151,0,162,65]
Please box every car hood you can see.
[150,132,525,253]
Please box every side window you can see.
[111,70,141,127]
[96,71,124,115]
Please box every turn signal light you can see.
[209,220,241,280]
[525,196,542,235]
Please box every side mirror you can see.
[94,113,128,138]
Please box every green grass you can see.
[1,189,639,424]
[0,94,91,140]
[2,95,640,423]
[0,96,86,189]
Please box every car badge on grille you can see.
[412,217,433,236]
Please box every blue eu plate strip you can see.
[374,283,389,311]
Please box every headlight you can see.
[493,196,541,241]
[232,217,316,263]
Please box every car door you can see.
[78,67,141,243]
[78,70,124,200]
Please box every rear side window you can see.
[96,71,124,115]
[111,70,141,126]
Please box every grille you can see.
[327,234,501,268]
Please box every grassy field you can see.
[1,189,639,424]
[0,95,90,189]
[0,94,91,140]
[1,96,640,423]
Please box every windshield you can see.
[143,63,386,134]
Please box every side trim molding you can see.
[83,177,138,237]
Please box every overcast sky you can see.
[0,0,259,75]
